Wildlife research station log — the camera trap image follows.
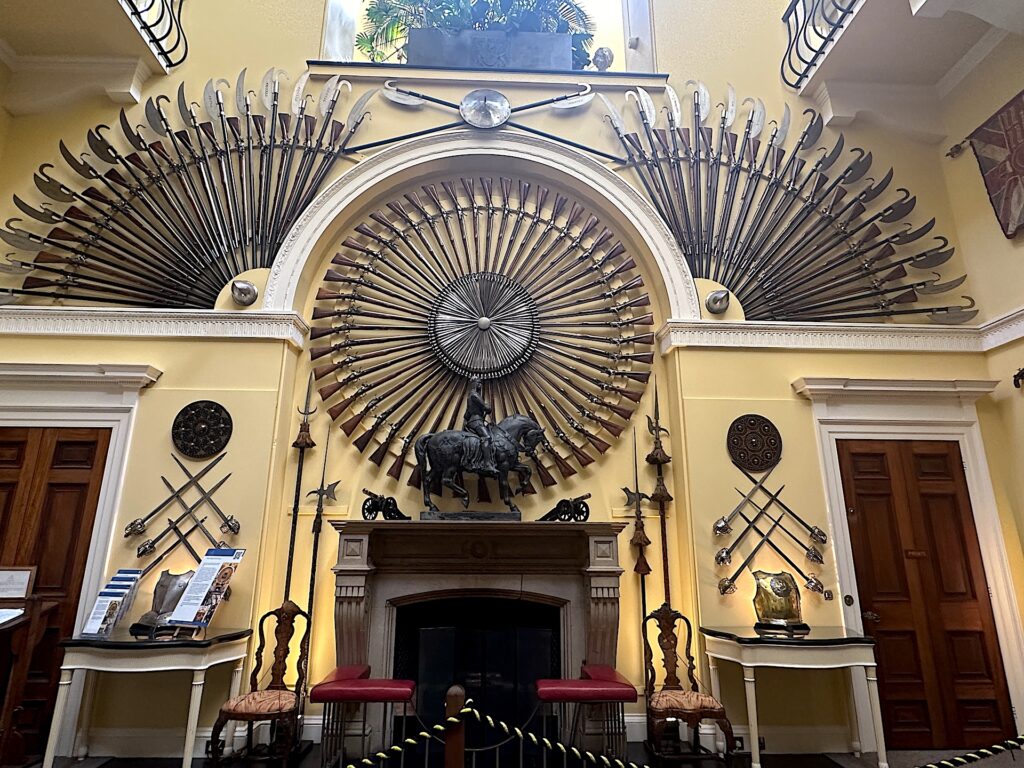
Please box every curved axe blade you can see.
[234,68,248,114]
[917,273,966,294]
[802,110,824,148]
[724,84,738,129]
[86,128,119,165]
[882,190,917,222]
[819,134,846,172]
[119,109,148,151]
[860,167,893,203]
[60,141,97,179]
[144,97,167,136]
[910,243,955,270]
[13,196,58,225]
[893,217,935,244]
[844,150,872,184]
[664,85,683,126]
[774,103,792,145]
[291,69,312,114]
[34,170,74,203]
[928,297,977,325]
[176,81,192,124]
[381,79,425,107]
[599,93,626,134]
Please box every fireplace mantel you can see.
[330,520,627,675]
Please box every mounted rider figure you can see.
[463,378,496,474]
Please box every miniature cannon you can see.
[538,493,592,522]
[361,489,411,521]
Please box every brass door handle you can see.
[862,610,881,623]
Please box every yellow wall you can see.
[0,0,1023,757]
[938,35,1024,320]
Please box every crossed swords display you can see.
[1,72,978,323]
[123,452,240,576]
[714,463,827,596]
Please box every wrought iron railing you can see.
[781,0,860,89]
[121,0,189,69]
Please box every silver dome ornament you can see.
[718,577,737,596]
[230,279,258,306]
[705,288,731,315]
[593,47,614,72]
[459,89,512,129]
[714,547,732,566]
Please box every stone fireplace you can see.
[330,521,626,686]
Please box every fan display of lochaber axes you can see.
[310,176,653,487]
[600,84,978,323]
[0,68,373,307]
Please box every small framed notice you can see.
[0,567,35,600]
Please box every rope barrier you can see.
[914,736,1023,767]
[341,698,1020,768]
[343,699,653,768]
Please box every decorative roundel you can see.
[172,401,233,459]
[309,175,654,485]
[726,414,782,472]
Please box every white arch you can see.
[263,130,700,320]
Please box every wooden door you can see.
[0,427,110,764]
[839,440,1015,750]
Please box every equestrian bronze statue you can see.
[415,381,545,513]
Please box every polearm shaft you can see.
[284,373,316,601]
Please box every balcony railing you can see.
[781,0,859,89]
[121,0,189,69]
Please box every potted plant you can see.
[356,0,595,71]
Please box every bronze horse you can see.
[415,414,545,513]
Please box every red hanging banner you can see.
[968,88,1024,239]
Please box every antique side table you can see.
[699,626,888,768]
[41,627,252,768]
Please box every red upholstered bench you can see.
[310,668,415,768]
[536,666,636,757]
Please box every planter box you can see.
[407,28,573,71]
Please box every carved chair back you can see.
[641,602,699,701]
[249,599,311,696]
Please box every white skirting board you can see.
[84,717,853,758]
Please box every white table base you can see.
[703,635,888,768]
[42,637,248,768]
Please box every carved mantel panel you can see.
[330,521,626,671]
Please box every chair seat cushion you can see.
[536,678,638,703]
[221,689,297,717]
[315,665,372,686]
[581,664,633,688]
[310,678,415,703]
[649,689,724,715]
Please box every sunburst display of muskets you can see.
[0,69,372,308]
[599,85,977,324]
[310,174,653,487]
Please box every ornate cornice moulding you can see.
[658,318,984,354]
[0,307,310,349]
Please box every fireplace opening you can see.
[393,595,561,759]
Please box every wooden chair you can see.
[210,599,310,764]
[642,603,734,765]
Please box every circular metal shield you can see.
[172,400,233,459]
[726,413,782,472]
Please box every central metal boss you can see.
[428,272,538,379]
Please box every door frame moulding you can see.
[0,362,162,758]
[793,377,1024,749]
